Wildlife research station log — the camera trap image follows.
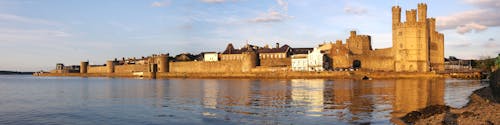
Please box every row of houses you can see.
[194,43,331,72]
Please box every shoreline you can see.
[400,71,500,124]
[31,71,467,79]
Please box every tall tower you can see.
[392,5,402,72]
[429,18,445,71]
[418,3,427,22]
[392,6,401,25]
[406,9,417,23]
[393,3,431,72]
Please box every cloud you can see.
[456,22,488,34]
[250,10,292,23]
[0,13,60,25]
[249,0,291,23]
[0,28,70,43]
[483,42,498,48]
[464,0,500,8]
[436,0,500,34]
[483,38,498,48]
[151,0,170,7]
[277,0,288,11]
[344,6,367,15]
[447,41,472,48]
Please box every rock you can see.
[401,105,450,123]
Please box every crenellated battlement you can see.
[417,3,427,22]
[406,9,417,23]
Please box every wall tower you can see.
[106,60,116,73]
[156,54,169,73]
[241,51,257,72]
[80,61,88,73]
[347,31,372,55]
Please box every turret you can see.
[106,60,116,73]
[56,63,64,70]
[335,40,342,45]
[418,3,427,22]
[156,54,169,73]
[241,51,257,72]
[80,61,88,73]
[350,30,357,37]
[392,6,401,25]
[429,18,436,32]
[406,9,417,23]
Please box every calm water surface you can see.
[0,75,486,125]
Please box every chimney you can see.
[276,43,280,48]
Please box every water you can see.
[0,75,486,125]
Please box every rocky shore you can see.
[401,71,500,125]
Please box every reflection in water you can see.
[392,79,445,117]
[0,76,485,125]
[291,79,325,116]
[155,78,451,123]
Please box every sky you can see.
[0,0,499,71]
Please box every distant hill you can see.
[0,71,34,75]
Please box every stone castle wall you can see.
[260,58,291,67]
[87,66,107,73]
[169,60,244,73]
[114,64,149,73]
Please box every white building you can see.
[308,48,329,71]
[203,52,219,62]
[291,54,308,71]
[291,48,330,71]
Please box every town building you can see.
[308,48,330,71]
[52,63,80,73]
[291,54,308,71]
[203,52,219,62]
[291,48,331,71]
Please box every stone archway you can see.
[353,60,361,69]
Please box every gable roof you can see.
[291,48,313,54]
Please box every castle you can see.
[47,3,445,76]
[325,3,444,72]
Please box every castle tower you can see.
[347,31,372,55]
[429,18,436,32]
[241,51,257,72]
[80,61,88,73]
[418,3,427,22]
[406,9,417,23]
[428,18,445,71]
[393,4,432,72]
[392,6,401,25]
[106,60,116,73]
[156,54,169,73]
